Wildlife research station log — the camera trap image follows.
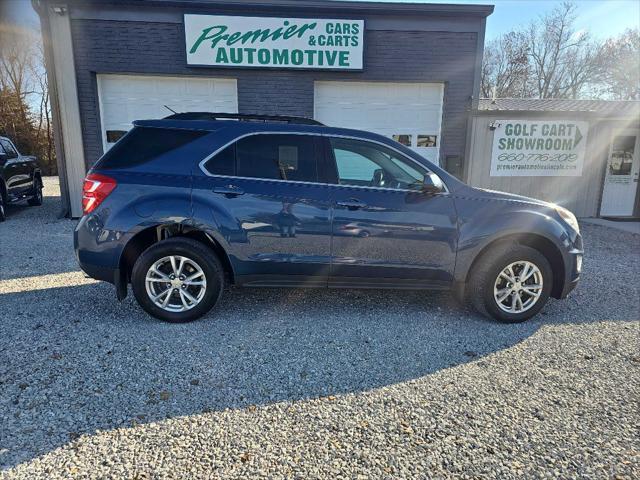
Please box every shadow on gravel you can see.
[1,225,639,469]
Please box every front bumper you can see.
[558,243,583,299]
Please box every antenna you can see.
[164,105,178,114]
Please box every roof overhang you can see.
[35,0,494,18]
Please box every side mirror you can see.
[421,172,445,195]
[0,152,7,162]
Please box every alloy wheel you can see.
[493,261,543,314]
[145,255,207,312]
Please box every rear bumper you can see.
[74,214,123,285]
[77,257,117,284]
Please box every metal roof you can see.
[478,98,640,117]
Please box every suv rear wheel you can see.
[131,238,224,322]
[467,244,553,323]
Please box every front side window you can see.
[0,139,18,159]
[204,134,320,183]
[330,137,431,191]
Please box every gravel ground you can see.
[1,177,639,479]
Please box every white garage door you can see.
[314,81,444,164]
[97,74,238,152]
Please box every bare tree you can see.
[598,28,640,100]
[0,24,37,110]
[30,42,55,171]
[526,2,604,99]
[480,1,616,100]
[0,23,56,174]
[481,31,531,98]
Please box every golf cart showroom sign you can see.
[490,120,588,176]
[185,15,364,70]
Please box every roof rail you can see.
[163,112,324,126]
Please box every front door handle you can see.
[213,185,244,197]
[336,199,367,210]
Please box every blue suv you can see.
[74,113,583,323]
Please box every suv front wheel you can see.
[131,238,224,322]
[467,244,553,323]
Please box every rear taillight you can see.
[82,173,117,214]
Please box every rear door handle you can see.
[213,185,244,197]
[336,199,367,210]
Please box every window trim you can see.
[198,131,449,194]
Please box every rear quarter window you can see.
[96,127,207,170]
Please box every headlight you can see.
[555,205,580,234]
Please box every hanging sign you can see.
[490,120,588,176]
[185,15,364,70]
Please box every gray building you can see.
[467,99,640,218]
[35,0,493,217]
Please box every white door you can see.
[314,81,444,165]
[97,74,238,152]
[600,131,640,217]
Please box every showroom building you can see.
[35,0,493,217]
[467,99,640,218]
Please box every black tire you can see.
[466,243,553,323]
[131,238,224,323]
[27,177,43,206]
[0,191,6,222]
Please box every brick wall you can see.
[70,19,478,169]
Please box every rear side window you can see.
[205,144,235,176]
[96,127,207,169]
[204,134,320,183]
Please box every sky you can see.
[3,0,640,40]
[426,0,640,40]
